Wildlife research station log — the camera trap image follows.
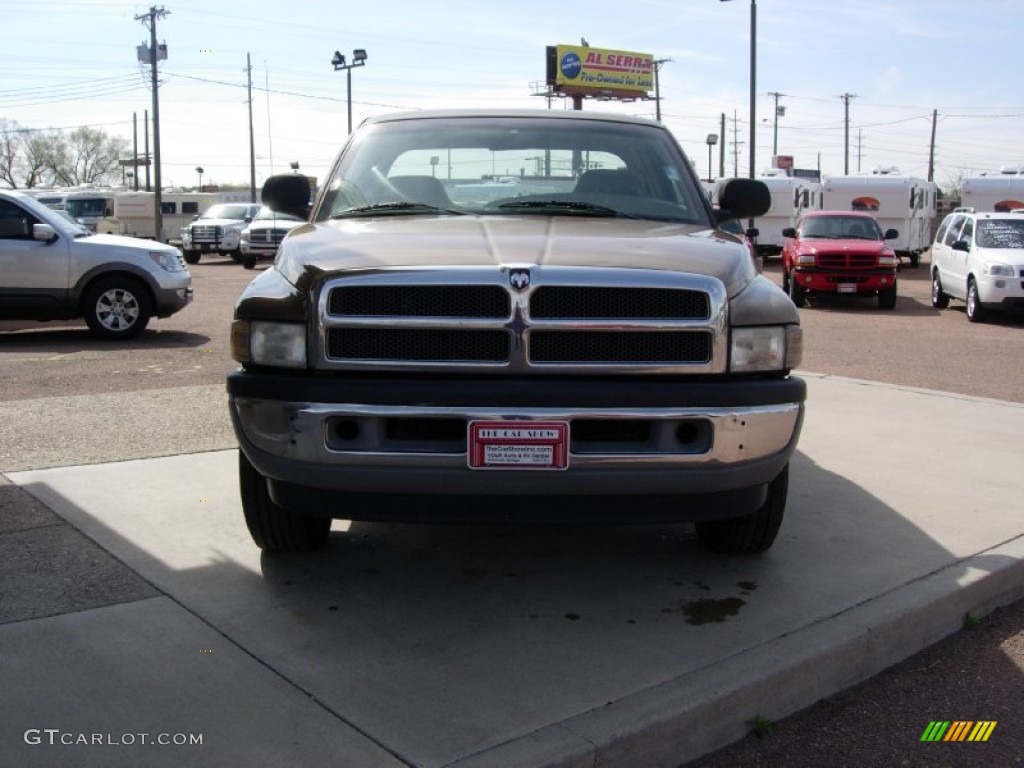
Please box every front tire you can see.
[239,450,331,552]
[878,283,898,310]
[695,465,788,554]
[966,278,986,323]
[931,270,949,309]
[184,250,201,264]
[82,277,152,340]
[242,255,258,270]
[788,274,806,307]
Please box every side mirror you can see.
[33,223,58,243]
[263,174,311,220]
[884,228,899,240]
[715,178,770,222]
[782,227,797,239]
[745,227,759,239]
[952,240,970,252]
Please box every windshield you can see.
[64,198,109,218]
[800,216,882,240]
[201,204,255,220]
[316,115,710,225]
[976,219,1024,248]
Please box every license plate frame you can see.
[838,283,857,293]
[468,420,569,470]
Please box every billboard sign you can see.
[548,45,653,97]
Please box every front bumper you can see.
[977,273,1024,310]
[227,371,805,521]
[793,269,896,293]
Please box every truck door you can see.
[0,198,72,313]
[940,214,967,300]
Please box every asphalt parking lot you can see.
[1,252,1022,767]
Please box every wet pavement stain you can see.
[737,580,757,594]
[681,596,746,625]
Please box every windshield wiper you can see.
[495,200,639,218]
[331,202,465,218]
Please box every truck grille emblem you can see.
[509,269,531,291]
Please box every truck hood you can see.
[277,216,756,296]
[76,232,176,253]
[795,237,893,256]
[191,218,248,228]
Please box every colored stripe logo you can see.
[921,721,997,742]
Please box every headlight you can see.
[983,262,1015,277]
[231,320,306,368]
[731,325,802,372]
[878,254,897,267]
[240,230,251,243]
[148,250,185,272]
[795,254,816,266]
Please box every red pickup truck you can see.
[781,210,899,309]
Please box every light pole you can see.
[331,48,368,134]
[195,166,203,192]
[706,134,719,183]
[720,0,756,179]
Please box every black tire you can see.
[966,278,986,323]
[242,255,258,270]
[238,450,331,552]
[931,270,949,309]
[184,250,201,264]
[878,283,897,310]
[82,276,152,340]
[909,252,920,268]
[788,275,806,307]
[781,269,791,294]
[695,465,788,554]
[229,249,244,264]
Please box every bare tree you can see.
[0,118,23,188]
[47,127,128,187]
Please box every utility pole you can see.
[840,93,857,175]
[927,109,938,182]
[247,53,257,202]
[719,113,727,178]
[730,109,744,178]
[136,6,169,240]
[768,91,785,157]
[652,58,671,122]
[857,128,863,172]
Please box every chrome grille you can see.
[191,224,222,242]
[316,268,728,374]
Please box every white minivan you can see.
[930,209,1024,322]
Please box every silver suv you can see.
[0,189,192,339]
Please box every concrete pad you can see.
[0,598,406,768]
[8,374,1024,767]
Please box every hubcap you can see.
[97,288,140,330]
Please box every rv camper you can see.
[63,188,117,233]
[961,166,1024,213]
[821,169,938,267]
[753,170,822,257]
[114,190,252,243]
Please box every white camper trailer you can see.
[821,169,938,267]
[961,166,1024,213]
[753,170,822,257]
[114,190,252,243]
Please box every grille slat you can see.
[329,285,509,318]
[328,328,509,362]
[531,286,709,319]
[530,331,711,364]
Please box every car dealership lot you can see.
[1,252,1023,767]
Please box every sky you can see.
[3,0,1022,194]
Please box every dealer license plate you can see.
[838,283,857,293]
[468,421,569,470]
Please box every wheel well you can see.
[76,271,156,313]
